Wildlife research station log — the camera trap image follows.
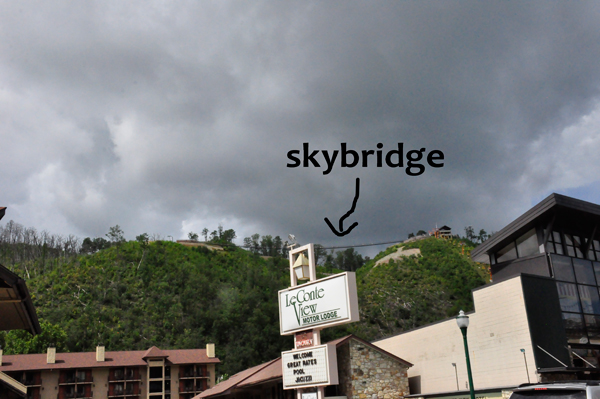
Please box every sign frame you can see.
[278,272,359,335]
[281,343,339,390]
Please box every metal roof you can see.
[471,193,600,263]
[0,263,41,335]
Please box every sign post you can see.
[280,243,359,399]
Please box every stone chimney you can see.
[206,343,215,358]
[96,345,105,362]
[0,346,3,366]
[47,346,56,364]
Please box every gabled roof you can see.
[0,348,219,372]
[0,263,41,335]
[143,346,168,359]
[196,335,411,399]
[471,193,600,263]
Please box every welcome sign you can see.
[282,344,339,389]
[278,272,359,335]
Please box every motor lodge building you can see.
[0,345,219,399]
[375,193,600,399]
[196,335,412,399]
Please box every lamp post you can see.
[456,310,475,399]
[520,349,530,383]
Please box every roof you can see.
[197,359,279,398]
[143,346,168,359]
[0,263,41,335]
[471,193,600,263]
[0,348,220,372]
[196,335,412,399]
[0,207,6,221]
[0,371,27,397]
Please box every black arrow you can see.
[324,178,360,237]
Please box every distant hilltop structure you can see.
[405,225,452,243]
[431,225,452,239]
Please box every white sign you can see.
[302,394,317,399]
[278,272,359,335]
[282,344,338,389]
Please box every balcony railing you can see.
[180,371,210,378]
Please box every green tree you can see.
[0,321,68,355]
[202,228,209,241]
[478,229,489,243]
[334,248,364,272]
[314,244,327,265]
[136,233,149,245]
[188,232,199,241]
[106,225,125,245]
[81,237,110,254]
[464,226,475,241]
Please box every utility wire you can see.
[320,239,405,250]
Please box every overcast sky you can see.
[2,1,600,256]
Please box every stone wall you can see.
[337,338,409,399]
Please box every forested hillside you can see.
[0,231,487,377]
[347,237,489,341]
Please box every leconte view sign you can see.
[278,272,359,335]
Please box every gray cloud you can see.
[3,1,600,255]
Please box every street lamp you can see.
[520,349,530,383]
[293,253,311,281]
[456,310,475,399]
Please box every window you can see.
[563,312,587,344]
[574,259,597,285]
[149,366,163,379]
[578,285,600,314]
[586,315,600,344]
[546,231,564,255]
[496,241,517,263]
[76,370,86,383]
[114,383,124,395]
[565,234,584,258]
[558,282,581,312]
[516,228,538,258]
[552,255,576,282]
[149,381,162,393]
[589,240,600,261]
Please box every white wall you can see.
[374,276,538,395]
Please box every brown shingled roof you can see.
[197,359,278,398]
[0,348,219,372]
[143,346,168,359]
[238,358,281,387]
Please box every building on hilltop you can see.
[431,225,452,239]
[0,344,219,399]
[374,193,600,399]
[195,335,411,399]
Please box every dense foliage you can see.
[345,237,489,341]
[4,241,291,376]
[1,232,487,377]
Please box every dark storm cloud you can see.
[2,1,600,251]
